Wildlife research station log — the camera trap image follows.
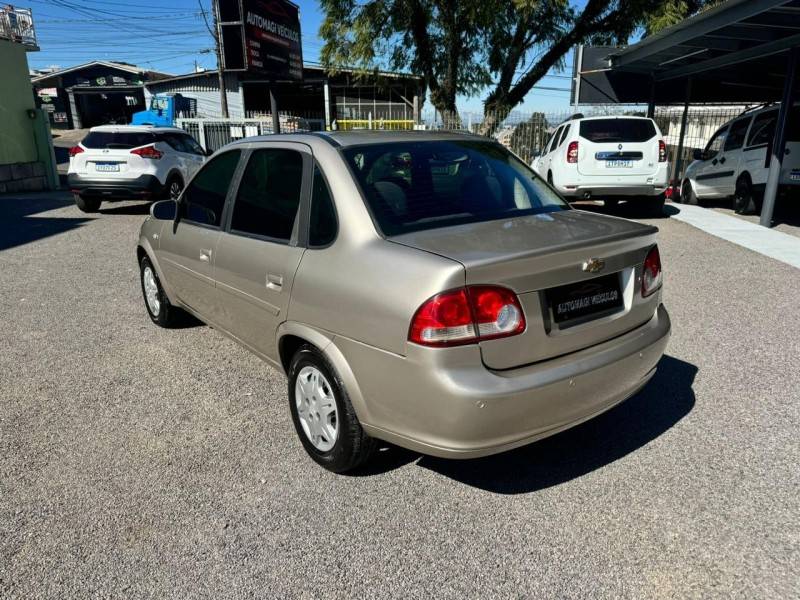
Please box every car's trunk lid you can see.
[390,210,660,369]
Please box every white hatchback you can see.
[681,103,800,214]
[532,115,670,213]
[67,125,207,213]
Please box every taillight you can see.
[68,145,84,157]
[641,245,662,297]
[408,285,525,347]
[658,140,667,162]
[567,141,578,163]
[131,145,163,159]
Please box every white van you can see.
[680,104,800,214]
[531,115,670,214]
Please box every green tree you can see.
[320,0,666,122]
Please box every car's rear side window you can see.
[309,165,337,247]
[748,111,777,147]
[230,148,303,242]
[181,150,241,227]
[82,131,156,149]
[342,140,568,236]
[579,119,656,143]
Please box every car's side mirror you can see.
[151,199,177,221]
[692,148,703,161]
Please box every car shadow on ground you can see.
[569,200,678,220]
[355,355,696,494]
[100,201,152,216]
[0,191,91,251]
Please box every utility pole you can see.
[200,0,229,118]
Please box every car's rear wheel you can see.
[166,175,184,200]
[288,344,376,473]
[734,175,758,215]
[74,194,101,213]
[139,255,181,327]
[604,199,619,209]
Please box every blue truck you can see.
[131,94,196,127]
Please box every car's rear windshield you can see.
[82,131,156,149]
[342,139,569,236]
[579,119,656,143]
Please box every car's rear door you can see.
[157,149,242,319]
[212,143,309,361]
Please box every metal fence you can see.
[0,6,37,47]
[176,103,754,183]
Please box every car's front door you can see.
[717,116,752,196]
[157,149,242,319]
[213,143,309,361]
[694,126,729,197]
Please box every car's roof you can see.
[229,130,496,149]
[88,125,186,133]
[576,115,654,121]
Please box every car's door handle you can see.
[199,248,212,262]
[719,156,726,164]
[712,159,718,165]
[266,273,283,291]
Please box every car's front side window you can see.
[180,150,241,227]
[705,128,728,159]
[724,118,752,152]
[230,148,303,243]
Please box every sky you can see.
[26,0,576,113]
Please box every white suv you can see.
[532,115,669,213]
[680,104,800,214]
[67,125,206,213]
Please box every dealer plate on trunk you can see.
[547,273,623,324]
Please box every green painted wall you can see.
[0,39,37,166]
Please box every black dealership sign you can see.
[218,0,303,80]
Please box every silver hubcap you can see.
[143,266,160,316]
[295,366,338,452]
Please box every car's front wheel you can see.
[74,194,101,213]
[140,255,181,327]
[288,344,376,473]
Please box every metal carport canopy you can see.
[605,0,800,104]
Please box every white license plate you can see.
[605,160,633,168]
[790,171,800,181]
[95,163,119,172]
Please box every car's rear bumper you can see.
[68,173,164,199]
[559,183,668,198]
[335,304,671,459]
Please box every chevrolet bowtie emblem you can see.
[582,258,605,273]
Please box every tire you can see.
[547,171,554,186]
[680,180,699,206]
[165,175,184,201]
[139,255,181,327]
[604,199,620,209]
[288,344,376,473]
[74,194,101,213]
[734,175,757,215]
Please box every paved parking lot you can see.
[1,193,798,598]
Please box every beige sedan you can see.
[137,132,670,473]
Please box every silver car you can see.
[137,132,670,473]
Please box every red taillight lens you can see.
[409,285,526,347]
[68,145,84,157]
[131,144,163,159]
[567,141,578,163]
[658,140,667,162]
[642,245,662,297]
